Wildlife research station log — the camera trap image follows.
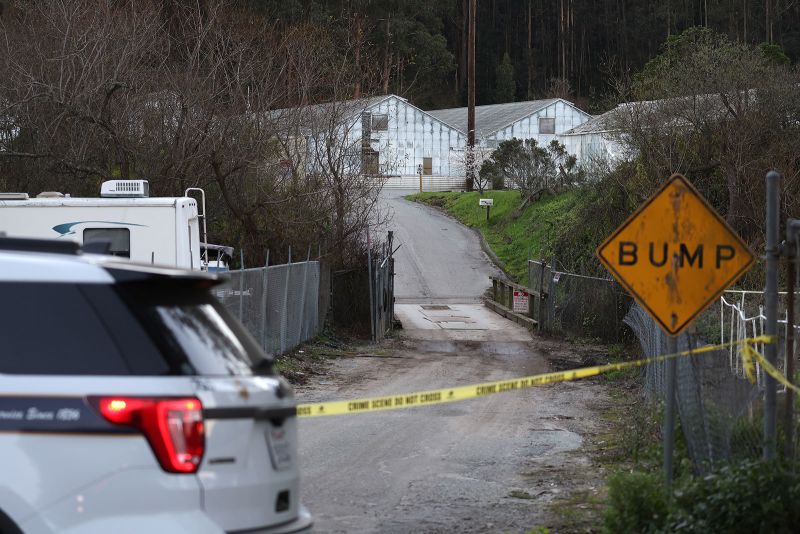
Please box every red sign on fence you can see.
[513,290,529,313]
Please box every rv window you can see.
[83,228,130,258]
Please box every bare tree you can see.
[451,144,492,193]
[611,28,800,241]
[0,0,164,192]
[0,0,390,267]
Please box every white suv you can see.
[0,237,312,534]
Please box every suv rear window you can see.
[0,281,270,377]
[0,283,132,375]
[117,284,269,377]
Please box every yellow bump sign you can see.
[596,174,754,335]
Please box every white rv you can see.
[0,180,208,270]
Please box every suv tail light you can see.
[93,397,204,473]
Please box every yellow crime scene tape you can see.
[741,341,800,393]
[296,335,776,418]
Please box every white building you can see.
[428,98,593,150]
[283,95,595,190]
[558,105,630,164]
[352,95,467,189]
[277,95,466,190]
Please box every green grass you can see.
[407,190,579,282]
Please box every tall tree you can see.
[494,52,516,103]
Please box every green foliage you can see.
[603,462,800,534]
[479,139,582,202]
[759,42,791,65]
[489,171,504,190]
[634,27,727,92]
[550,161,639,275]
[668,461,800,533]
[621,26,800,250]
[494,52,516,103]
[603,471,668,534]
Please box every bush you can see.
[604,462,800,534]
[490,171,505,190]
[603,471,668,534]
[668,460,800,534]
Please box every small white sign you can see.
[513,290,529,313]
[479,198,494,206]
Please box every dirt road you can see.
[385,188,502,303]
[297,193,609,532]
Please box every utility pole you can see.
[466,0,476,191]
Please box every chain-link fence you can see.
[369,252,394,342]
[526,256,800,470]
[528,259,631,341]
[625,296,800,472]
[215,260,323,355]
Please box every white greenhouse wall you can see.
[303,95,603,190]
[485,101,591,148]
[351,96,467,190]
[558,132,628,164]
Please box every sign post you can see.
[596,174,754,489]
[417,164,423,194]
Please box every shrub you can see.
[603,471,668,534]
[668,460,800,534]
[604,462,800,534]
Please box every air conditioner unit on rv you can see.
[100,180,149,198]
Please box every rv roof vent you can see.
[101,180,149,198]
[37,191,64,198]
[0,193,29,200]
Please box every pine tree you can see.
[494,52,516,103]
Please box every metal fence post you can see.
[387,231,395,332]
[664,335,678,490]
[377,265,384,341]
[538,256,546,331]
[786,218,800,461]
[786,240,795,461]
[367,246,375,342]
[238,249,245,322]
[528,278,535,319]
[280,248,291,355]
[548,255,557,332]
[260,250,270,351]
[297,246,311,343]
[764,170,781,460]
[389,256,395,331]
